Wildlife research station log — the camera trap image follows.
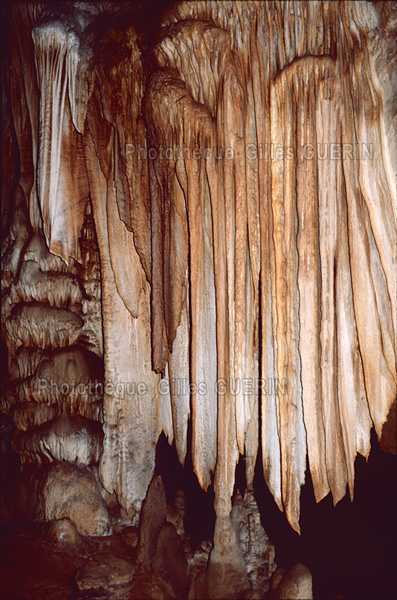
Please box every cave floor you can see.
[0,520,163,600]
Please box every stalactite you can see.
[143,0,396,537]
[31,6,93,264]
[1,4,396,593]
[84,119,162,517]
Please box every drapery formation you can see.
[3,1,396,536]
[142,1,396,533]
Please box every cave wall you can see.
[1,0,396,588]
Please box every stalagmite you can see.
[1,1,396,597]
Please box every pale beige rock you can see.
[85,97,161,519]
[207,515,248,599]
[38,461,110,536]
[14,411,103,465]
[10,402,59,432]
[32,6,93,264]
[6,304,83,350]
[231,490,276,592]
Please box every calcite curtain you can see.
[3,0,396,536]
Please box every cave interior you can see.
[1,1,396,599]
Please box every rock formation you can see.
[1,1,396,598]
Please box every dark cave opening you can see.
[253,429,397,600]
[154,428,216,550]
[154,425,397,600]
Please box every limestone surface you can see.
[38,461,110,536]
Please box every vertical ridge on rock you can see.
[296,60,331,504]
[270,72,306,532]
[32,9,91,264]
